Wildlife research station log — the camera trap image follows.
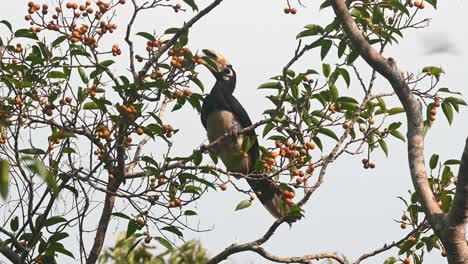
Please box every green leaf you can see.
[377,97,387,112]
[78,68,89,84]
[136,32,155,41]
[317,127,339,141]
[378,140,388,157]
[154,237,173,250]
[338,68,350,87]
[320,40,332,60]
[387,0,410,15]
[262,123,275,137]
[49,233,69,244]
[384,256,398,264]
[424,0,437,8]
[422,66,443,80]
[14,28,38,40]
[372,5,384,25]
[192,150,202,166]
[320,0,331,10]
[49,242,75,259]
[258,82,282,90]
[164,28,179,35]
[10,216,19,232]
[390,130,406,142]
[444,159,460,166]
[126,220,138,239]
[183,0,198,11]
[48,71,67,79]
[347,49,360,64]
[45,216,67,227]
[100,60,115,67]
[178,173,216,189]
[112,212,131,220]
[388,107,405,115]
[235,199,252,211]
[329,84,339,100]
[183,210,198,216]
[322,63,331,77]
[337,40,347,58]
[429,154,439,170]
[162,226,183,237]
[437,87,461,95]
[83,102,99,110]
[51,35,67,48]
[0,20,12,32]
[30,159,58,193]
[296,24,324,39]
[441,101,453,125]
[62,147,76,154]
[20,148,46,155]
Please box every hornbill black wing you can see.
[223,94,259,166]
[219,94,289,219]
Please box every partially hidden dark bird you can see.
[199,49,289,219]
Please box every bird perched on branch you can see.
[199,49,291,220]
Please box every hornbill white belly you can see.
[199,49,289,219]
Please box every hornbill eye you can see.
[223,68,232,75]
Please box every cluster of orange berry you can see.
[168,48,191,69]
[147,193,159,204]
[112,44,122,56]
[145,40,161,52]
[27,2,44,15]
[283,190,295,205]
[412,0,425,9]
[14,97,24,106]
[429,96,441,121]
[14,44,24,53]
[96,124,112,141]
[302,75,314,84]
[0,133,7,144]
[121,105,137,121]
[96,20,118,36]
[172,88,192,99]
[59,96,73,105]
[42,101,56,117]
[362,158,375,169]
[47,135,62,151]
[169,198,182,207]
[283,7,297,14]
[150,69,163,80]
[88,84,99,97]
[69,24,96,45]
[149,176,166,191]
[162,124,174,138]
[174,3,182,12]
[262,140,316,182]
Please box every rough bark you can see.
[330,0,467,262]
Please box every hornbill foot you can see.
[227,128,238,138]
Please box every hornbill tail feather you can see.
[246,178,292,220]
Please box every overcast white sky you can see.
[1,0,467,263]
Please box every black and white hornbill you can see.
[199,49,289,219]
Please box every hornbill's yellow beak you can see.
[198,49,231,75]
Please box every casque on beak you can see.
[198,49,231,76]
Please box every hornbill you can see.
[199,49,289,219]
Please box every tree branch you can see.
[139,0,226,77]
[444,138,468,262]
[330,0,467,263]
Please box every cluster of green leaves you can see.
[385,155,460,264]
[0,0,217,261]
[99,233,208,264]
